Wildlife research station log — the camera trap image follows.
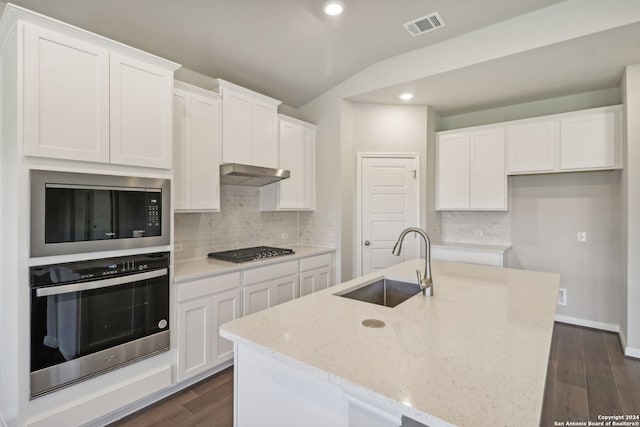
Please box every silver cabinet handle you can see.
[364,240,371,246]
[36,268,168,297]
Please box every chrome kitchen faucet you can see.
[392,227,433,296]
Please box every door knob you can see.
[364,240,371,246]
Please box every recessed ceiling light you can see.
[400,93,414,101]
[323,1,345,16]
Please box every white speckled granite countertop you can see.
[220,259,559,426]
[174,245,336,283]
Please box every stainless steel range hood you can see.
[219,163,290,186]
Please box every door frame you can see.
[356,152,421,277]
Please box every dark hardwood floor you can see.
[541,322,640,426]
[110,367,234,427]
[110,323,640,427]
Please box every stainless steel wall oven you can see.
[30,252,170,398]
[30,170,170,257]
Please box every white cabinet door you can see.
[470,128,506,210]
[221,88,253,165]
[242,273,299,315]
[190,92,221,210]
[23,24,109,163]
[436,132,470,209]
[299,266,331,297]
[261,116,316,211]
[174,85,221,211]
[278,120,305,209]
[211,288,240,366]
[559,110,616,170]
[252,100,279,168]
[273,274,298,306]
[242,281,271,316]
[173,89,190,210]
[177,297,212,381]
[109,52,173,168]
[506,119,556,173]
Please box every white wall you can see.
[342,102,430,279]
[510,171,623,327]
[623,64,640,354]
[298,0,640,284]
[440,87,622,131]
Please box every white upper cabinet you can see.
[23,24,110,163]
[260,115,316,211]
[208,79,281,168]
[173,82,221,211]
[436,132,470,210]
[436,128,506,211]
[470,128,506,210]
[219,88,253,165]
[559,108,618,170]
[252,100,280,168]
[506,119,556,173]
[17,18,179,168]
[109,53,173,168]
[506,105,622,174]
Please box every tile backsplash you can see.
[441,211,511,245]
[174,185,336,261]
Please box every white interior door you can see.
[361,156,419,276]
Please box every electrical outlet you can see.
[281,233,289,239]
[557,288,567,306]
[473,230,484,237]
[576,231,587,243]
[174,243,183,252]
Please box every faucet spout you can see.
[391,227,433,296]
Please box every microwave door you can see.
[90,189,116,240]
[115,190,148,239]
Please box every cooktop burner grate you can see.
[207,246,295,263]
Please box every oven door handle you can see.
[35,268,168,297]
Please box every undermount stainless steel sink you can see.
[337,278,421,308]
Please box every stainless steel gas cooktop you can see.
[207,246,295,263]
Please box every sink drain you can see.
[362,319,385,328]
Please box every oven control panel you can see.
[30,252,169,287]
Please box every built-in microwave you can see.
[30,170,170,257]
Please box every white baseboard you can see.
[625,346,640,359]
[554,315,640,359]
[555,314,620,333]
[83,360,233,427]
[619,329,628,352]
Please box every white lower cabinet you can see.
[176,272,241,382]
[299,253,332,297]
[431,245,510,267]
[175,252,334,383]
[243,260,299,315]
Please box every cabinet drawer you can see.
[177,272,241,302]
[243,260,298,285]
[299,253,331,272]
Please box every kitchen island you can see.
[220,259,560,427]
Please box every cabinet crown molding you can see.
[278,114,317,129]
[174,80,221,99]
[204,78,282,106]
[0,3,181,71]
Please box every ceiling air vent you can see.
[403,12,445,37]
